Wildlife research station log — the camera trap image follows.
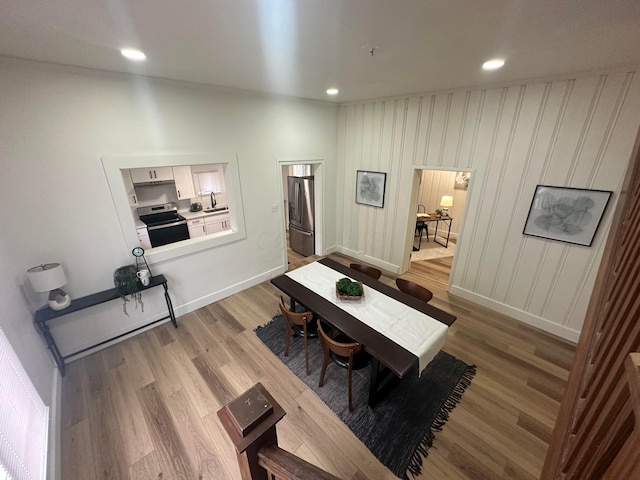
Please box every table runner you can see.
[286,262,448,374]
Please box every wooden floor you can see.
[60,252,575,479]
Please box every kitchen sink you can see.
[203,207,229,213]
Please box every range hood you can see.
[133,179,176,186]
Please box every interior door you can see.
[542,136,640,478]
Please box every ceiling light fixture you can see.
[482,59,505,70]
[326,88,339,95]
[121,48,146,61]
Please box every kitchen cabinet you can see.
[130,167,174,184]
[188,217,206,238]
[172,166,196,200]
[136,226,151,249]
[205,214,231,234]
[122,169,138,206]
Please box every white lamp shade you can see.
[440,196,454,207]
[27,263,67,292]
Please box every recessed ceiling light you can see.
[121,48,146,61]
[326,88,339,95]
[482,59,505,70]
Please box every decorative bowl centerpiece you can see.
[336,277,364,300]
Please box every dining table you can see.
[271,258,456,407]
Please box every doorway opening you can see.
[410,169,469,266]
[277,160,324,266]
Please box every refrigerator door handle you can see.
[291,183,296,222]
[295,182,301,223]
[296,229,313,236]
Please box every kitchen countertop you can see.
[134,207,230,229]
[180,207,229,221]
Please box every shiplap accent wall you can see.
[336,71,640,341]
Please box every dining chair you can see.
[416,204,429,242]
[279,296,314,375]
[349,263,382,280]
[317,319,371,411]
[396,278,434,304]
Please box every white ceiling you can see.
[1,0,640,103]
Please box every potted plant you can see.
[435,208,443,217]
[336,277,364,300]
[113,264,144,315]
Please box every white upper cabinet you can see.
[121,169,138,206]
[172,166,196,200]
[130,167,174,183]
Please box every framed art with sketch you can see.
[523,185,612,247]
[356,170,386,208]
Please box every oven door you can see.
[147,221,190,247]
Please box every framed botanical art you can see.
[454,171,471,190]
[523,185,612,246]
[356,170,386,208]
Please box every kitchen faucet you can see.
[210,191,217,209]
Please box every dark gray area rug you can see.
[255,315,476,479]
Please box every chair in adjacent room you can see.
[415,204,429,249]
[396,278,434,304]
[349,263,382,280]
[316,319,371,411]
[279,297,315,375]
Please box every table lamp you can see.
[27,263,71,310]
[440,196,453,216]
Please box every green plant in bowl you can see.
[336,277,364,299]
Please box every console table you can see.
[34,274,177,376]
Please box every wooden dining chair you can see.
[317,319,371,411]
[349,263,382,280]
[396,278,434,304]
[279,296,314,375]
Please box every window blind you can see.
[195,171,222,195]
[0,326,48,480]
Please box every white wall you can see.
[336,71,640,341]
[0,59,337,386]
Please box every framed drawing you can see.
[523,185,612,246]
[356,170,386,208]
[454,171,471,190]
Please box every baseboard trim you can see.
[175,266,283,314]
[335,246,401,274]
[449,286,580,343]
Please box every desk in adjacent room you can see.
[415,213,453,249]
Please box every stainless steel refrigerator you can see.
[288,176,315,256]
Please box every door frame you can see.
[276,158,325,267]
[402,166,474,281]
